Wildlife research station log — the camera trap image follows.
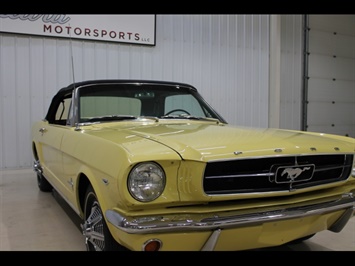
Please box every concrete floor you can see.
[0,168,354,251]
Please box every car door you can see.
[34,121,66,189]
[34,96,73,200]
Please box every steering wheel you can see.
[164,109,191,116]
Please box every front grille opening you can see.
[203,154,353,195]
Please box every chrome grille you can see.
[203,154,353,194]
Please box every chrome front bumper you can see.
[106,192,355,233]
[106,192,355,250]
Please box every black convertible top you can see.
[56,79,197,97]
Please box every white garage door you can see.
[305,15,355,137]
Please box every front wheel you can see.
[37,171,53,192]
[81,185,127,251]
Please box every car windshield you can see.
[77,83,223,123]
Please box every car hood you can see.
[87,121,355,161]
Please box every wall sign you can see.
[0,14,156,46]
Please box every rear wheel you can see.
[81,185,126,251]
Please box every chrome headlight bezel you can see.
[127,162,166,202]
[352,154,355,177]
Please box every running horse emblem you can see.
[281,167,311,182]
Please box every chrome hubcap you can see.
[81,202,105,251]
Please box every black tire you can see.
[37,171,53,192]
[82,185,127,251]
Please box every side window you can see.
[54,98,72,125]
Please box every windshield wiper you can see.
[161,115,220,123]
[161,115,184,119]
[87,115,137,122]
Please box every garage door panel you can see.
[308,54,355,80]
[308,30,355,58]
[309,15,355,36]
[307,102,355,125]
[307,78,355,102]
[306,15,355,138]
[307,124,355,137]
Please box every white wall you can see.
[0,14,301,169]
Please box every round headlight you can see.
[128,162,166,202]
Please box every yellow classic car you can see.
[31,79,355,251]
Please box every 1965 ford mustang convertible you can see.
[31,79,355,251]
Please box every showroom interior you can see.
[0,14,354,251]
